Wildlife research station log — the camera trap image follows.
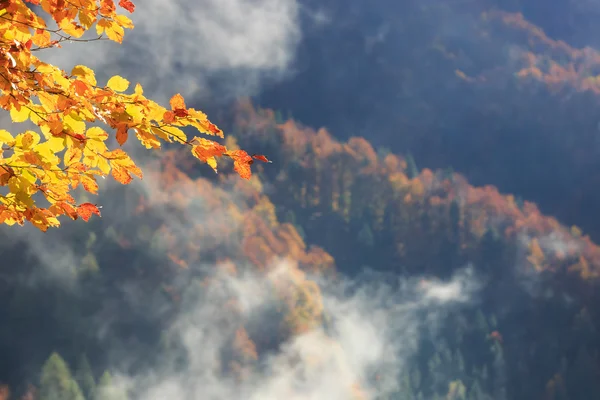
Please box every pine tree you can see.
[405,153,420,179]
[74,354,96,399]
[39,353,85,400]
[357,223,375,247]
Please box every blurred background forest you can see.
[2,0,600,399]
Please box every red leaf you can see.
[77,203,101,222]
[118,0,135,12]
[72,133,87,142]
[173,108,188,118]
[252,154,272,163]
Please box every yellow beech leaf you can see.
[107,75,130,92]
[97,156,111,175]
[0,130,14,145]
[63,114,86,134]
[10,106,30,123]
[86,127,109,141]
[71,65,97,86]
[15,131,40,150]
[114,14,134,29]
[64,147,82,166]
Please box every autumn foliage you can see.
[0,0,269,231]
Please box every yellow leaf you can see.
[114,14,134,29]
[31,29,51,47]
[207,156,217,172]
[99,20,125,43]
[96,18,110,36]
[78,10,96,29]
[9,176,35,207]
[97,156,111,175]
[0,130,14,145]
[36,143,61,164]
[16,131,40,150]
[161,125,187,143]
[47,136,66,153]
[71,65,97,86]
[86,126,109,141]
[35,63,55,74]
[135,128,161,149]
[146,102,167,121]
[29,110,45,126]
[107,75,129,92]
[10,106,30,123]
[21,170,37,185]
[125,104,144,121]
[150,127,172,142]
[37,92,57,112]
[59,19,85,38]
[64,147,82,166]
[86,138,108,154]
[64,114,86,134]
[83,154,99,168]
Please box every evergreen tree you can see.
[39,353,85,400]
[357,223,375,247]
[75,354,96,399]
[405,153,419,179]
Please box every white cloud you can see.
[418,266,479,303]
[113,260,480,400]
[41,0,301,102]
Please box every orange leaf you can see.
[111,165,133,184]
[116,124,128,145]
[227,150,253,180]
[50,202,78,220]
[207,122,220,135]
[100,0,116,15]
[72,80,89,96]
[77,203,101,222]
[163,111,175,124]
[190,137,226,162]
[170,93,186,110]
[80,175,99,193]
[252,154,272,163]
[119,0,135,13]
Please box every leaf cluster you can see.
[0,0,269,231]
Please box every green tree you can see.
[405,153,419,179]
[39,352,85,400]
[74,354,96,399]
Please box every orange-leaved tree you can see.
[0,0,270,231]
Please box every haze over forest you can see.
[2,0,600,399]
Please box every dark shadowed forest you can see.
[2,0,600,399]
